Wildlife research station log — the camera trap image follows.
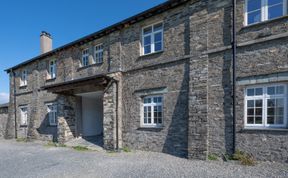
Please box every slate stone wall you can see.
[0,106,8,138]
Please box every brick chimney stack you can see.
[40,31,52,54]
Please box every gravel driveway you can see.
[0,139,287,178]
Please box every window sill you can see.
[20,125,28,128]
[241,127,288,132]
[46,78,56,82]
[77,62,103,71]
[137,126,164,132]
[241,15,288,30]
[140,50,164,58]
[19,85,27,89]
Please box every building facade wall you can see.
[5,0,288,162]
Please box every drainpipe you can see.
[11,69,18,139]
[232,0,237,154]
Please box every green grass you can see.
[232,150,256,166]
[72,146,90,151]
[44,141,67,148]
[208,154,218,161]
[16,138,27,142]
[122,146,131,153]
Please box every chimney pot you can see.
[40,31,52,54]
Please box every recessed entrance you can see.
[76,91,104,145]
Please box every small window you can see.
[245,84,287,128]
[94,44,103,64]
[48,59,56,79]
[245,0,287,25]
[20,69,27,87]
[82,48,89,67]
[142,95,163,127]
[47,103,57,126]
[142,22,163,55]
[20,106,28,126]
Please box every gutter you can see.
[232,0,237,154]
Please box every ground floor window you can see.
[47,103,57,126]
[142,95,163,127]
[245,84,287,128]
[20,106,28,126]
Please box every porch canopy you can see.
[41,75,110,95]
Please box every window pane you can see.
[155,42,162,52]
[268,0,283,6]
[276,116,284,124]
[144,36,151,45]
[255,117,262,124]
[153,23,163,31]
[154,32,162,42]
[247,108,254,115]
[267,99,275,107]
[267,117,275,124]
[276,98,284,107]
[276,107,284,115]
[144,45,151,54]
[267,87,275,95]
[255,100,262,107]
[255,88,263,95]
[247,89,254,96]
[247,117,254,124]
[268,4,283,19]
[248,10,261,24]
[276,86,284,94]
[247,100,254,107]
[268,108,275,115]
[255,108,262,115]
[247,0,261,12]
[144,27,152,35]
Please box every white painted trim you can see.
[140,95,164,128]
[20,69,27,87]
[46,103,57,126]
[244,83,288,128]
[141,21,164,56]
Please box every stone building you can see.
[4,0,288,162]
[0,103,9,138]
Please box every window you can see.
[94,44,103,64]
[142,22,163,55]
[47,103,57,126]
[245,84,287,128]
[245,0,287,25]
[142,96,163,127]
[20,69,27,86]
[82,48,89,67]
[48,59,56,79]
[20,106,28,126]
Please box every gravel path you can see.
[0,139,287,178]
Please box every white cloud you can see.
[0,93,9,104]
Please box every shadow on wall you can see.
[37,113,58,142]
[222,51,233,155]
[162,62,190,158]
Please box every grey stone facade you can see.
[0,104,8,138]
[3,0,288,162]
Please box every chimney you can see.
[40,31,52,54]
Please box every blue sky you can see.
[0,0,166,104]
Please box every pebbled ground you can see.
[0,139,287,178]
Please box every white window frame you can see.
[48,59,57,79]
[141,95,163,128]
[244,84,287,128]
[46,103,57,126]
[20,106,28,126]
[82,48,89,67]
[141,22,164,55]
[20,69,27,87]
[244,0,288,26]
[94,44,104,64]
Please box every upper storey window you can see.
[82,48,89,67]
[48,59,56,79]
[20,69,27,87]
[94,44,103,64]
[245,0,287,25]
[142,22,163,55]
